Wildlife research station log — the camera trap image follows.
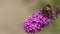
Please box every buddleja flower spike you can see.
[24,4,60,34]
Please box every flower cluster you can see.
[24,11,51,33]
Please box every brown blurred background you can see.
[0,0,40,34]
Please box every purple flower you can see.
[24,10,51,34]
[52,11,57,20]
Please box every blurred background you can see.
[0,0,60,34]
